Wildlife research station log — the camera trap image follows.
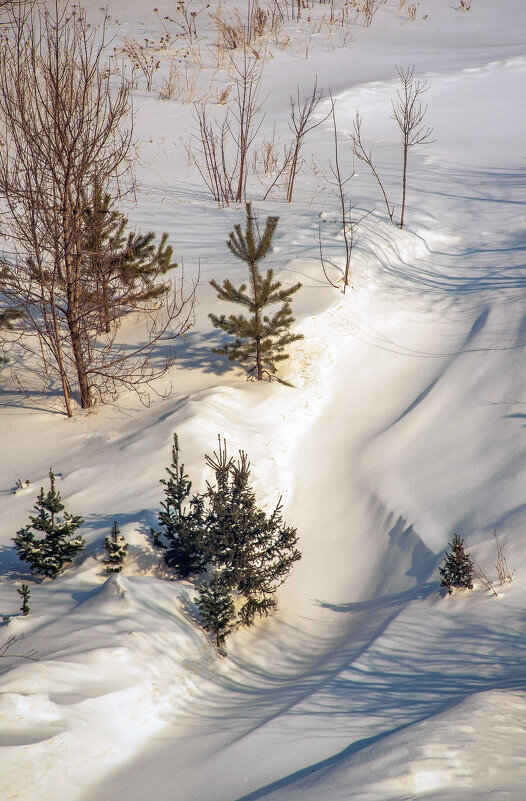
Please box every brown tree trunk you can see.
[250,259,263,380]
[66,310,92,409]
[400,136,408,230]
[49,294,73,417]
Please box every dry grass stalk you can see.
[118,33,171,91]
[494,531,513,584]
[472,559,498,597]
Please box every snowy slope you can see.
[2,1,526,799]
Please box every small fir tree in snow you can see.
[12,469,85,579]
[204,437,301,627]
[209,203,303,383]
[81,179,178,334]
[196,573,236,653]
[439,533,474,594]
[156,434,301,644]
[103,521,128,573]
[152,434,208,578]
[17,584,30,616]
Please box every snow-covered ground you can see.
[2,1,526,798]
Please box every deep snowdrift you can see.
[2,1,526,799]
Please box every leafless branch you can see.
[391,65,434,229]
[284,79,329,203]
[351,110,394,223]
[0,634,38,664]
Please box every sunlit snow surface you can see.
[2,1,526,799]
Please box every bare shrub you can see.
[192,46,266,205]
[284,81,329,202]
[319,94,362,293]
[211,7,246,52]
[0,3,195,414]
[351,111,394,223]
[391,65,434,228]
[360,0,386,27]
[192,106,236,204]
[352,65,433,229]
[154,0,207,41]
[118,33,172,91]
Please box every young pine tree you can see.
[81,179,178,333]
[103,521,128,573]
[204,437,301,627]
[13,470,85,579]
[17,584,30,616]
[152,434,207,578]
[439,533,474,594]
[196,573,236,653]
[0,265,24,367]
[209,203,303,383]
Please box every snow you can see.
[2,0,526,798]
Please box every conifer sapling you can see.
[17,584,30,616]
[439,533,474,594]
[209,203,303,383]
[155,434,302,646]
[204,437,302,627]
[196,573,236,653]
[103,521,128,573]
[13,469,85,579]
[152,434,207,578]
[81,179,178,334]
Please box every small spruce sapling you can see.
[17,584,30,616]
[81,179,178,334]
[12,469,85,579]
[209,203,303,383]
[439,533,474,594]
[205,437,302,627]
[103,521,128,573]
[152,434,207,578]
[196,573,236,653]
[155,434,301,646]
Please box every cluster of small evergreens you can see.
[10,436,301,653]
[151,434,301,651]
